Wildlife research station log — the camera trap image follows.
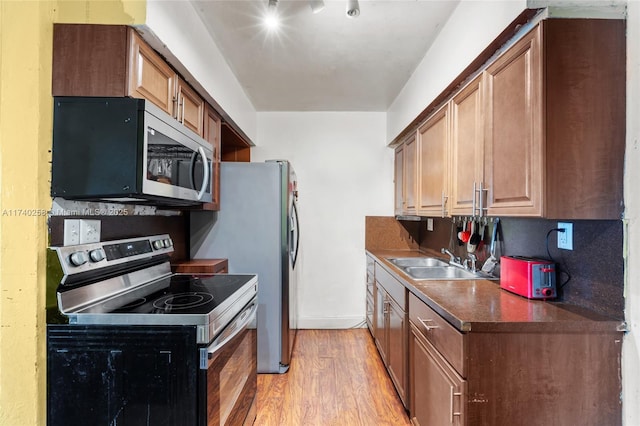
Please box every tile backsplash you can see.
[414,217,624,320]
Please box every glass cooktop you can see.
[80,274,256,316]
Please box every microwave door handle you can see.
[189,152,197,190]
[196,146,209,201]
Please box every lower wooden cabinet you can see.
[373,263,408,408]
[386,296,407,405]
[366,292,374,333]
[367,253,623,425]
[374,283,387,359]
[407,292,622,425]
[366,255,375,334]
[410,322,465,426]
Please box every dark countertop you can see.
[367,249,625,334]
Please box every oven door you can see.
[199,298,257,426]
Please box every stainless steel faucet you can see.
[441,248,461,266]
[465,253,478,272]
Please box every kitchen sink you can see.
[386,256,496,281]
[386,257,449,268]
[402,266,479,280]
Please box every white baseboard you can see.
[296,316,366,329]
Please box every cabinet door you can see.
[417,105,449,217]
[52,24,129,97]
[366,258,376,335]
[394,145,405,216]
[388,298,407,407]
[128,30,177,116]
[366,291,375,334]
[202,104,222,211]
[48,325,198,426]
[374,285,387,363]
[450,75,483,216]
[177,78,205,136]
[483,25,543,216]
[410,324,466,426]
[403,133,418,215]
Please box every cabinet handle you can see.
[478,181,488,217]
[179,97,185,125]
[441,191,448,217]
[472,181,477,216]
[450,389,463,423]
[172,96,179,119]
[417,317,439,331]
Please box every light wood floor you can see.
[255,329,411,426]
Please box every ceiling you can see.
[192,0,460,111]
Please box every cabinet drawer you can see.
[409,292,466,377]
[366,271,375,293]
[366,255,375,275]
[366,292,374,331]
[375,263,406,308]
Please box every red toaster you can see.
[500,256,557,299]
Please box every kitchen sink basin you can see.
[402,266,479,280]
[386,257,449,268]
[386,256,497,281]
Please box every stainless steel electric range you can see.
[46,234,258,426]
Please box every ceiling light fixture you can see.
[309,0,325,14]
[264,0,280,30]
[346,0,360,18]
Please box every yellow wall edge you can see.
[0,1,146,424]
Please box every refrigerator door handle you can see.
[290,202,300,268]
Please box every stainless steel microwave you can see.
[51,97,213,206]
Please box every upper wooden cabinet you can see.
[396,133,418,216]
[394,145,405,216]
[483,19,625,219]
[417,104,449,217]
[450,75,484,216]
[404,134,418,215]
[127,30,177,117]
[176,78,205,136]
[394,18,625,220]
[483,24,543,216]
[221,123,252,162]
[53,24,205,137]
[202,104,222,211]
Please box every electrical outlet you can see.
[557,222,573,250]
[63,219,81,246]
[79,219,101,244]
[426,218,434,231]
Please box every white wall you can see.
[144,0,257,142]
[624,1,640,423]
[387,0,527,142]
[254,112,392,328]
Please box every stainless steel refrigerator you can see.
[190,160,299,373]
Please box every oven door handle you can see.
[202,299,257,368]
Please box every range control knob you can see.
[89,249,105,263]
[69,251,88,266]
[541,288,554,297]
[163,238,173,248]
[152,240,164,250]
